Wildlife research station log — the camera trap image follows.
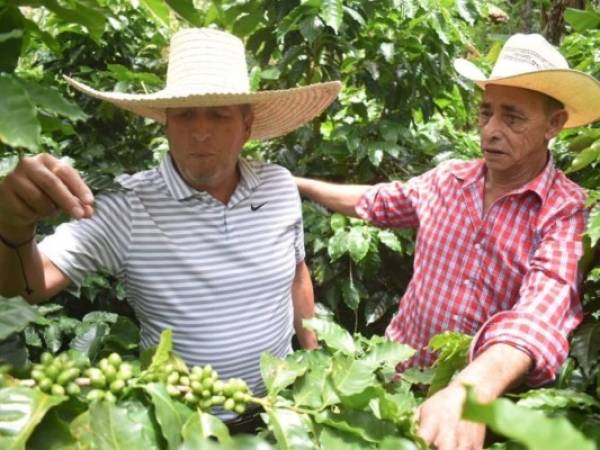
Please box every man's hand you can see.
[417,383,485,450]
[0,154,94,238]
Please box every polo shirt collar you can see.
[159,153,261,201]
[449,155,556,202]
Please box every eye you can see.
[478,109,492,123]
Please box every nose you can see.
[481,114,502,145]
[191,116,212,142]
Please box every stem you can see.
[247,395,321,416]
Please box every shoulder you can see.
[246,160,295,185]
[115,167,162,191]
[549,168,587,208]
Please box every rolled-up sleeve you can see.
[470,206,587,386]
[355,178,422,229]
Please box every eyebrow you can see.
[479,102,526,115]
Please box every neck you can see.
[486,151,549,194]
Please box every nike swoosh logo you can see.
[250,202,268,211]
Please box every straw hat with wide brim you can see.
[454,33,600,128]
[65,28,341,140]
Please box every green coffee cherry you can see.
[108,353,122,367]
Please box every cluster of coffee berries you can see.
[84,353,134,403]
[161,364,251,414]
[221,378,251,414]
[30,352,87,396]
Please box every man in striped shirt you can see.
[296,34,599,450]
[0,28,340,425]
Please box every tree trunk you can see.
[522,0,533,33]
[545,0,586,45]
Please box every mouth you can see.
[483,148,506,156]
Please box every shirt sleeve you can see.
[355,169,435,228]
[294,187,306,264]
[38,192,132,289]
[470,204,587,386]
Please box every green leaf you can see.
[101,316,139,353]
[147,329,173,372]
[463,388,595,450]
[377,230,403,253]
[144,382,194,449]
[267,408,314,450]
[139,0,171,27]
[342,277,360,310]
[26,408,78,450]
[23,326,42,347]
[39,0,107,43]
[180,411,231,446]
[566,141,600,173]
[0,387,66,450]
[367,143,384,167]
[330,213,347,231]
[347,227,370,263]
[319,425,375,449]
[106,64,163,87]
[515,388,600,413]
[261,353,307,397]
[315,409,397,443]
[90,400,162,450]
[0,6,24,73]
[565,8,600,32]
[21,81,88,121]
[328,229,349,260]
[0,74,40,150]
[293,368,327,408]
[69,411,94,448]
[364,337,415,369]
[331,355,376,396]
[569,321,600,376]
[69,322,109,360]
[82,311,118,324]
[0,297,42,341]
[585,204,600,247]
[42,323,62,353]
[303,318,356,354]
[428,332,471,395]
[320,0,343,33]
[165,0,202,26]
[0,334,28,368]
[379,436,420,450]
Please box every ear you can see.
[544,109,568,141]
[242,108,254,141]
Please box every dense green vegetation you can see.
[1,0,599,449]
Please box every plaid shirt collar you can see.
[159,153,260,201]
[449,155,556,203]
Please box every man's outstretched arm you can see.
[417,343,532,450]
[295,177,370,217]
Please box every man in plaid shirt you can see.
[297,34,600,450]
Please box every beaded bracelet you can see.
[0,231,36,295]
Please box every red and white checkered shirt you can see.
[356,158,587,385]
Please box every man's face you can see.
[165,105,253,190]
[479,85,562,175]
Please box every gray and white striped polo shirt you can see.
[39,154,305,397]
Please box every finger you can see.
[433,428,458,450]
[0,186,39,226]
[25,161,86,219]
[8,172,59,218]
[81,203,95,219]
[417,413,438,446]
[48,158,94,205]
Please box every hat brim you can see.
[64,76,341,140]
[454,59,600,128]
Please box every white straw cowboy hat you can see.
[454,33,600,128]
[64,28,341,140]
